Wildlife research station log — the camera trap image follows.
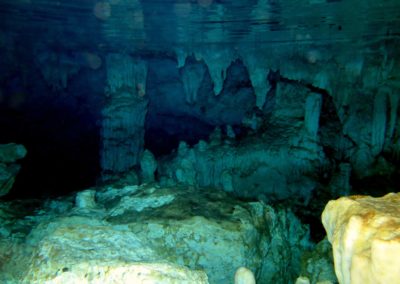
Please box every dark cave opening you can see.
[0,65,104,199]
[0,104,101,199]
[143,56,257,158]
[144,114,214,157]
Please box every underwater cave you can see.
[0,0,400,283]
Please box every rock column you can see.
[100,53,148,180]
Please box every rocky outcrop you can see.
[322,193,400,284]
[0,143,27,197]
[21,215,208,283]
[0,184,313,283]
[298,238,337,284]
[157,83,326,203]
[159,139,320,204]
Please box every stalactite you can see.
[180,57,205,104]
[241,53,270,109]
[313,71,331,94]
[175,48,187,68]
[195,47,234,96]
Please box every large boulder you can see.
[322,192,400,284]
[0,184,313,283]
[98,185,312,283]
[23,215,208,283]
[0,143,27,197]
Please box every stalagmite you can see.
[140,149,157,183]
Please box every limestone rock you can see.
[259,205,313,283]
[159,137,320,203]
[322,193,400,284]
[75,189,97,210]
[109,189,175,216]
[21,215,208,283]
[0,184,312,284]
[296,277,334,284]
[0,163,20,197]
[100,54,148,179]
[0,143,27,197]
[0,143,27,164]
[101,185,268,283]
[27,262,209,284]
[155,78,332,203]
[299,238,337,284]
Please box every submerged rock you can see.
[0,184,313,283]
[322,192,400,284]
[298,238,337,284]
[0,143,27,164]
[0,143,27,197]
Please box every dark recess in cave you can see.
[144,57,256,157]
[0,64,103,199]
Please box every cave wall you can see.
[0,1,399,197]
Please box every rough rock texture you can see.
[0,143,27,197]
[298,238,337,284]
[27,262,209,284]
[295,277,334,284]
[0,143,27,164]
[154,75,360,204]
[100,54,148,180]
[0,184,312,284]
[23,216,208,283]
[158,124,323,204]
[172,42,400,191]
[322,193,400,284]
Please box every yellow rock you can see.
[321,192,400,284]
